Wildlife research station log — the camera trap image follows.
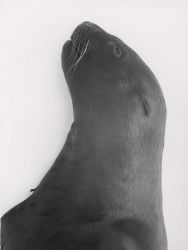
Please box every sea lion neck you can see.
[73,115,127,147]
[63,119,130,168]
[72,102,131,143]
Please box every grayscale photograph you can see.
[0,1,188,249]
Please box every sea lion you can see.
[1,21,167,250]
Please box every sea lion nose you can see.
[80,21,103,32]
[81,21,94,27]
[71,21,104,47]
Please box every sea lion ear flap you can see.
[141,95,150,117]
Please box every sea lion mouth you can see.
[62,22,105,77]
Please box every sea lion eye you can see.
[113,45,121,57]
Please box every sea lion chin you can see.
[1,21,167,250]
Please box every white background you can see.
[0,1,188,249]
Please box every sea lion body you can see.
[1,22,167,250]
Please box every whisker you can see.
[71,47,85,76]
[65,28,81,66]
[68,45,84,79]
[73,43,81,64]
[72,40,89,68]
[69,40,90,79]
[68,42,81,74]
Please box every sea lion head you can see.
[61,21,166,150]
